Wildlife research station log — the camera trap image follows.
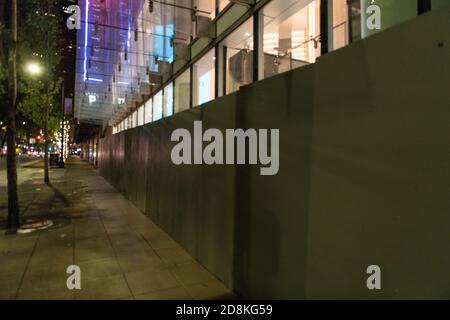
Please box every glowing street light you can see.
[25,62,42,76]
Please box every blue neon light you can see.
[83,0,90,82]
[87,78,103,82]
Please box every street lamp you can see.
[25,62,43,76]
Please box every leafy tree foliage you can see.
[1,0,64,141]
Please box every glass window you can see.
[196,0,217,20]
[332,0,349,50]
[153,90,163,121]
[194,0,230,20]
[173,0,194,46]
[130,112,136,129]
[219,0,230,13]
[359,0,417,39]
[331,0,418,49]
[146,0,176,73]
[220,17,253,95]
[262,0,321,79]
[145,99,153,124]
[134,110,139,128]
[164,82,174,117]
[347,0,362,44]
[193,49,215,107]
[174,69,191,113]
[138,105,145,126]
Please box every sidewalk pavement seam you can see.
[138,232,195,300]
[97,208,135,300]
[72,171,76,300]
[14,233,40,300]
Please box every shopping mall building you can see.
[75,0,450,299]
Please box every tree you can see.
[0,60,6,152]
[0,0,20,233]
[17,0,63,184]
[18,75,62,146]
[1,0,66,233]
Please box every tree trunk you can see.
[44,0,50,184]
[0,135,6,151]
[44,103,49,184]
[6,0,19,233]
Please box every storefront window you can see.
[174,69,191,113]
[156,1,175,63]
[348,0,362,44]
[164,82,174,117]
[131,111,137,129]
[138,105,145,126]
[145,99,153,124]
[332,0,349,50]
[192,49,215,106]
[220,17,253,95]
[262,0,321,79]
[153,90,164,121]
[195,0,223,20]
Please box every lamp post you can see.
[26,63,42,76]
[24,62,44,137]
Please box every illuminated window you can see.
[332,0,349,50]
[263,0,321,79]
[174,69,191,113]
[138,105,145,126]
[153,91,163,121]
[164,82,174,117]
[131,111,137,129]
[193,49,215,106]
[145,99,153,124]
[220,17,254,95]
[360,0,416,39]
[219,0,230,13]
[196,0,218,20]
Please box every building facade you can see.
[76,1,450,299]
[75,0,450,133]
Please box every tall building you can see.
[75,1,450,299]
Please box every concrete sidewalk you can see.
[0,157,235,300]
